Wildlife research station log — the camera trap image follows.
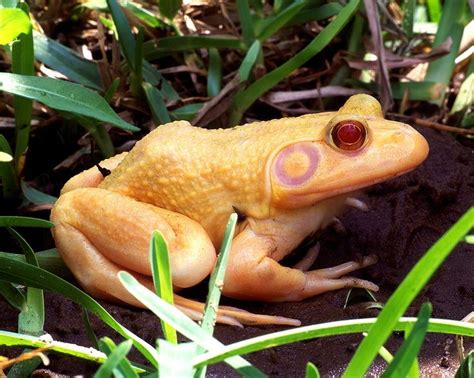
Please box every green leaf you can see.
[426,0,442,22]
[159,0,182,20]
[207,48,222,97]
[158,341,196,377]
[21,180,57,205]
[142,82,171,124]
[0,8,31,44]
[0,73,139,131]
[381,303,432,377]
[455,351,474,378]
[425,1,470,104]
[305,362,320,378]
[96,338,136,378]
[0,281,25,311]
[239,40,261,82]
[8,228,44,336]
[344,207,474,377]
[288,3,343,26]
[143,36,244,58]
[149,231,177,344]
[106,0,136,71]
[0,216,53,228]
[33,31,102,90]
[193,317,474,368]
[170,103,203,121]
[117,272,265,377]
[0,249,68,276]
[229,0,360,125]
[257,0,305,41]
[0,329,108,365]
[236,0,255,47]
[200,214,237,334]
[402,0,416,38]
[0,258,159,366]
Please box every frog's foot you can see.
[293,243,320,271]
[222,227,379,302]
[345,197,369,212]
[305,255,379,294]
[174,295,301,327]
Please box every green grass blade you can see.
[237,0,255,47]
[425,1,469,104]
[158,341,196,377]
[193,317,474,368]
[305,362,320,378]
[149,230,177,344]
[11,3,34,174]
[21,180,57,205]
[8,228,44,336]
[82,309,100,350]
[170,103,203,121]
[257,0,305,41]
[0,8,30,44]
[239,40,261,82]
[344,207,474,376]
[159,0,182,20]
[94,339,133,378]
[207,48,222,97]
[106,0,136,71]
[402,0,416,38]
[118,272,266,377]
[0,249,68,276]
[0,329,107,364]
[142,60,180,101]
[131,26,144,96]
[97,337,138,378]
[144,36,244,57]
[228,0,360,125]
[288,3,343,26]
[0,216,53,228]
[195,213,238,378]
[381,303,432,377]
[455,351,473,378]
[142,82,171,124]
[0,258,159,366]
[426,0,442,22]
[0,281,25,311]
[200,213,237,333]
[124,1,163,28]
[0,136,17,199]
[0,73,139,131]
[33,32,101,90]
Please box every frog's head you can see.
[268,94,429,209]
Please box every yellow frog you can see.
[51,95,429,326]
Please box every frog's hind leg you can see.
[51,188,300,326]
[51,187,216,299]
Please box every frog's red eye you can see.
[330,120,367,151]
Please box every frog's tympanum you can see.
[51,95,429,326]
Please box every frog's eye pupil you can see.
[331,120,367,151]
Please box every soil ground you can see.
[1,126,473,377]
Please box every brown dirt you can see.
[1,126,473,377]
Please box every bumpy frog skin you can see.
[51,95,429,326]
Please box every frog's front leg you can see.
[223,226,378,301]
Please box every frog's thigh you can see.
[51,188,216,297]
[223,227,377,302]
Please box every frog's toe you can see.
[293,243,320,271]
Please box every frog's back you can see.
[99,117,331,242]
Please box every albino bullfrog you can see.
[51,95,429,326]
